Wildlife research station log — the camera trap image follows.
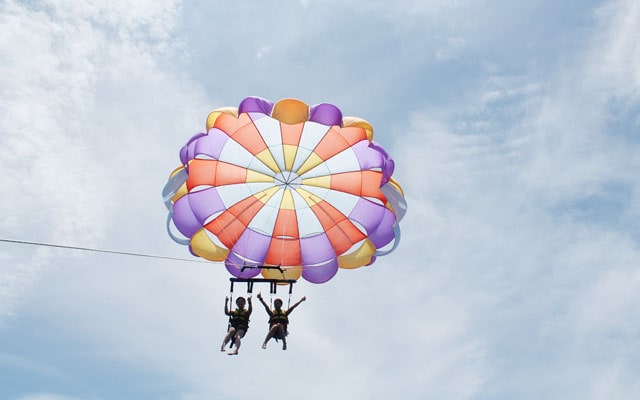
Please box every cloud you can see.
[255,45,271,60]
[590,0,640,101]
[1,0,110,320]
[0,0,201,320]
[388,1,640,397]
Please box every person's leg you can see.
[228,329,246,355]
[276,325,287,350]
[221,327,235,351]
[262,325,278,349]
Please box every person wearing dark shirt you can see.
[256,292,306,350]
[221,296,252,355]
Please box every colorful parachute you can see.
[162,97,407,284]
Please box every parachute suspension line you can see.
[229,275,297,306]
[228,280,234,310]
[270,279,276,308]
[248,281,254,294]
[287,280,294,309]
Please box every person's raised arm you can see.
[247,296,253,315]
[286,296,306,316]
[224,296,231,316]
[256,293,272,314]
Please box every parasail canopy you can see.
[163,97,407,284]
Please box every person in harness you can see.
[221,296,252,355]
[256,292,306,350]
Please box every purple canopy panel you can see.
[370,141,395,185]
[309,103,343,126]
[369,141,390,160]
[352,140,385,171]
[348,198,387,234]
[374,224,401,256]
[381,157,395,186]
[183,136,201,163]
[180,132,207,166]
[300,233,336,265]
[231,229,271,265]
[172,195,203,238]
[193,129,229,160]
[183,129,227,162]
[368,208,397,249]
[302,259,339,284]
[238,96,274,116]
[187,187,226,225]
[225,252,262,278]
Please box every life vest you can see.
[229,309,249,329]
[269,309,288,326]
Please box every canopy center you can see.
[274,171,302,189]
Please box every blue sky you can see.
[1,0,639,399]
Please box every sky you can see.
[1,0,639,399]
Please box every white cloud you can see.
[255,45,271,60]
[0,0,199,320]
[383,1,640,397]
[590,0,640,101]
